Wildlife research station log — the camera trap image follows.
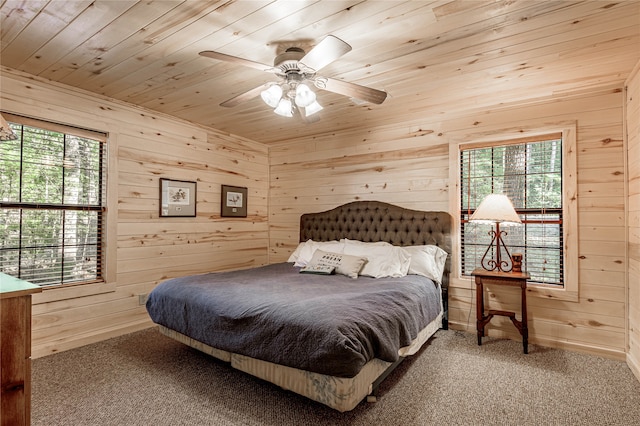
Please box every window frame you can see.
[0,112,108,290]
[460,134,564,285]
[449,124,578,302]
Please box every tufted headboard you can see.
[299,200,452,292]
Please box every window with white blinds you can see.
[460,134,564,285]
[0,113,107,287]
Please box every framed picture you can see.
[159,178,196,217]
[221,185,248,217]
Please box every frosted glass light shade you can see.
[305,100,323,116]
[469,194,522,225]
[294,83,316,107]
[274,98,293,117]
[260,85,283,108]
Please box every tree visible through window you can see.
[460,134,564,285]
[0,114,106,287]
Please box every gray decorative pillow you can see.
[305,249,367,279]
[292,240,345,267]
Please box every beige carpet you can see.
[32,327,640,425]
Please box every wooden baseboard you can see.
[628,353,640,383]
[448,319,475,333]
[32,320,154,359]
[528,335,626,361]
[448,320,626,361]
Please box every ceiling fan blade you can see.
[298,35,352,73]
[220,83,270,107]
[320,77,387,105]
[199,51,276,73]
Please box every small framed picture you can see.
[221,185,248,217]
[159,178,196,217]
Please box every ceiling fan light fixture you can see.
[260,84,283,108]
[202,34,387,119]
[274,98,293,117]
[305,100,323,117]
[294,83,316,107]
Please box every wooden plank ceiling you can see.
[1,0,639,145]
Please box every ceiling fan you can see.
[199,35,387,120]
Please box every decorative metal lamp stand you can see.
[469,194,522,273]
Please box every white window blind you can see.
[460,134,564,285]
[0,113,107,287]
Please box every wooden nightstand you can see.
[472,268,531,354]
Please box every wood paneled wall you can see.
[0,65,635,365]
[1,68,269,358]
[627,61,640,380]
[270,87,628,360]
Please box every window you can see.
[460,134,566,286]
[0,113,107,287]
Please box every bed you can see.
[146,200,451,412]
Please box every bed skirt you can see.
[157,309,442,412]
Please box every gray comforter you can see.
[146,262,442,378]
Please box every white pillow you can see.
[341,239,411,278]
[305,249,367,279]
[287,242,306,263]
[404,245,448,284]
[293,240,345,267]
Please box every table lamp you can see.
[469,193,522,272]
[1,113,18,141]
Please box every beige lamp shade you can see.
[469,194,522,225]
[0,113,18,141]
